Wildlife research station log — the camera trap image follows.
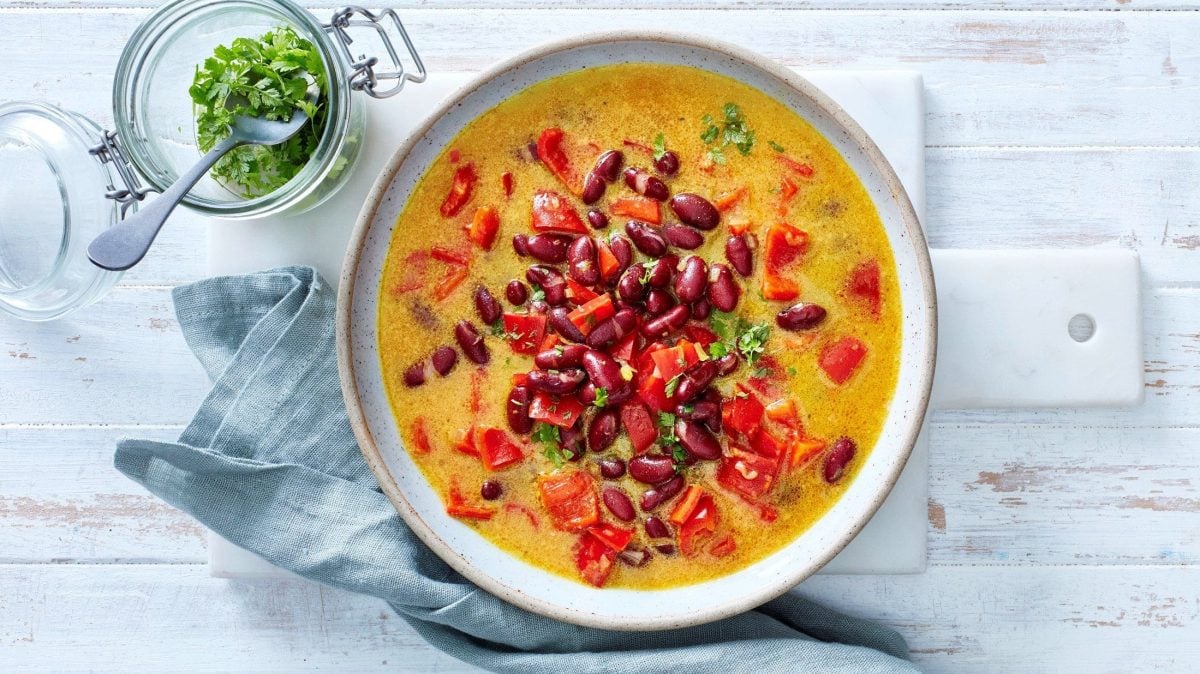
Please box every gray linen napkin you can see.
[114,266,919,673]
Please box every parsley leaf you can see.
[529,284,546,303]
[737,323,771,365]
[664,374,683,398]
[768,140,787,153]
[672,444,688,467]
[707,341,729,359]
[657,412,679,445]
[593,387,608,408]
[532,422,566,468]
[653,133,668,161]
[489,320,505,337]
[189,26,327,197]
[699,102,755,162]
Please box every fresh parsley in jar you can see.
[189,26,327,198]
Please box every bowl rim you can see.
[337,30,937,630]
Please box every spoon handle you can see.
[87,135,243,272]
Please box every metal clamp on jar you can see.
[0,0,424,321]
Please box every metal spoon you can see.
[87,110,310,272]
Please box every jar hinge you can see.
[325,6,427,99]
[89,130,151,217]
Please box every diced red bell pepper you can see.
[448,149,461,164]
[683,324,720,348]
[479,427,526,471]
[722,387,764,439]
[537,128,581,195]
[764,398,800,428]
[609,331,638,362]
[610,196,661,224]
[777,176,798,216]
[762,273,800,302]
[510,372,529,386]
[504,502,540,529]
[649,341,699,384]
[501,171,514,198]
[635,341,666,372]
[439,163,478,218]
[537,331,560,353]
[636,363,671,413]
[586,522,634,552]
[503,312,547,355]
[565,278,600,305]
[446,483,496,521]
[789,437,827,469]
[819,336,868,385]
[531,189,588,235]
[716,448,781,502]
[596,240,621,282]
[391,250,430,295]
[538,470,599,531]
[714,186,748,212]
[528,391,586,428]
[669,485,705,525]
[619,400,657,453]
[749,426,786,459]
[763,221,809,272]
[430,245,472,266]
[411,417,432,454]
[678,493,719,556]
[728,218,753,236]
[776,154,815,178]
[469,368,485,415]
[432,264,470,301]
[454,426,479,457]
[575,531,616,587]
[846,259,881,319]
[709,534,737,558]
[466,206,501,251]
[567,294,615,336]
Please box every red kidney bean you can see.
[567,236,600,286]
[641,304,690,338]
[602,487,636,522]
[654,543,677,555]
[640,475,684,510]
[644,516,672,539]
[725,234,753,277]
[716,352,740,376]
[663,223,704,250]
[512,233,530,257]
[525,233,572,263]
[646,255,676,288]
[473,286,502,325]
[691,297,711,320]
[824,437,857,483]
[587,209,609,230]
[454,320,489,364]
[526,368,585,395]
[644,288,675,316]
[654,150,680,176]
[608,234,633,271]
[431,346,457,376]
[481,480,502,500]
[526,140,539,161]
[699,399,721,434]
[578,381,598,406]
[403,359,427,387]
[561,424,585,460]
[526,265,568,306]
[625,220,668,258]
[529,300,549,315]
[676,399,721,426]
[618,545,651,567]
[593,150,624,182]
[776,302,827,331]
[585,309,637,350]
[675,418,722,460]
[707,263,739,312]
[623,166,669,201]
[629,454,677,485]
[506,385,533,434]
[599,456,626,479]
[581,348,626,390]
[674,360,719,404]
[581,171,606,205]
[674,256,708,304]
[606,381,635,407]
[669,193,720,230]
[548,306,586,343]
[618,263,647,303]
[534,343,587,370]
[506,280,528,305]
[588,407,620,453]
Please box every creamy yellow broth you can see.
[378,63,900,589]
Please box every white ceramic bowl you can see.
[338,33,936,630]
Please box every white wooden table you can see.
[3,2,1199,671]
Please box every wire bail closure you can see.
[89,130,151,217]
[325,6,427,99]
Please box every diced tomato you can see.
[714,186,747,212]
[528,391,586,428]
[466,206,501,251]
[846,259,881,319]
[454,426,479,457]
[619,400,657,453]
[432,264,470,301]
[430,245,472,266]
[565,278,600,305]
[411,417,432,454]
[819,336,868,385]
[567,294,615,336]
[538,470,599,531]
[777,176,798,217]
[479,427,526,471]
[669,485,705,525]
[575,531,616,587]
[537,128,580,194]
[764,398,800,428]
[610,196,661,224]
[762,273,800,301]
[750,426,787,459]
[439,163,477,218]
[586,522,634,552]
[446,483,496,521]
[790,436,827,469]
[777,154,815,178]
[683,324,720,348]
[531,189,588,235]
[609,331,638,361]
[709,534,737,558]
[501,171,514,198]
[504,502,540,528]
[502,312,547,354]
[764,222,809,271]
[678,493,719,556]
[716,448,781,501]
[596,239,621,282]
[722,388,764,439]
[391,250,430,295]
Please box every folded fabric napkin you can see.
[114,266,918,673]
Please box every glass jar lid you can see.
[0,102,125,320]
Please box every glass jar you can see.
[0,1,424,320]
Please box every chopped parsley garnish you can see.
[532,422,567,468]
[664,373,683,398]
[751,367,771,379]
[593,387,608,408]
[700,103,755,165]
[768,140,787,153]
[189,26,327,197]
[652,133,668,161]
[489,320,506,337]
[787,366,799,377]
[657,412,678,443]
[737,323,770,365]
[639,266,654,286]
[709,311,770,366]
[707,341,729,359]
[672,444,688,467]
[529,284,546,303]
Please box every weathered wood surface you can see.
[2,2,1199,672]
